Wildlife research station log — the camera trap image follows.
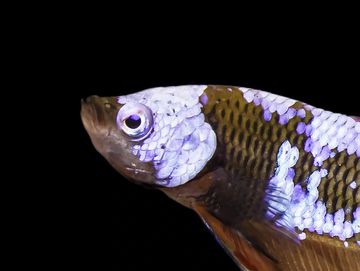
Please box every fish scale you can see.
[203,85,314,184]
[321,153,359,217]
[202,85,359,244]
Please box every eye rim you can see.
[116,102,153,140]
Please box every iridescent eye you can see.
[116,102,153,140]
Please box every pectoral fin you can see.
[194,204,279,271]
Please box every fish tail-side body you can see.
[181,86,359,270]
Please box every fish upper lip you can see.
[81,101,97,131]
[81,97,104,133]
[85,95,100,104]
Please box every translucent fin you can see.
[194,204,279,271]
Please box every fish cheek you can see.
[105,148,156,185]
[92,127,158,185]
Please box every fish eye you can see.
[125,114,142,129]
[116,102,153,140]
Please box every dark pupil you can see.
[125,114,141,129]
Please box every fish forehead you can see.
[199,85,359,246]
[117,85,207,106]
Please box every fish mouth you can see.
[81,96,97,130]
[81,95,107,134]
[81,95,121,134]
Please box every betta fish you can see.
[81,85,360,271]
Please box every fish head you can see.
[81,95,156,184]
[81,86,217,188]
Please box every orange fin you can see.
[194,204,279,271]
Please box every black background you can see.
[73,35,359,271]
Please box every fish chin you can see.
[108,157,156,185]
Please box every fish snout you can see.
[81,95,102,117]
[84,95,100,104]
[80,95,106,133]
[81,95,120,135]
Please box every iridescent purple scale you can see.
[240,87,359,246]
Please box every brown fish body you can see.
[81,85,360,271]
[162,86,360,270]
